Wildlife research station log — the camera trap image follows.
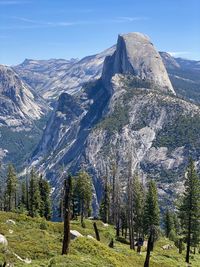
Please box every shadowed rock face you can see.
[102,32,175,95]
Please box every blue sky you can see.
[0,0,199,65]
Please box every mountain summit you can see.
[103,32,175,95]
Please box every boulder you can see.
[0,234,8,247]
[70,230,83,240]
[162,244,174,250]
[6,219,16,225]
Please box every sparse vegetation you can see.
[154,114,200,152]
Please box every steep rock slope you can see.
[0,65,48,169]
[31,79,110,197]
[30,32,200,211]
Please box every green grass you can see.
[0,212,200,266]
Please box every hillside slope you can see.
[1,212,200,267]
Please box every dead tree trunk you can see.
[81,201,84,227]
[103,176,109,223]
[111,162,116,224]
[179,238,183,254]
[62,174,72,255]
[93,222,100,241]
[144,231,152,267]
[109,238,114,248]
[144,227,156,267]
[128,176,135,250]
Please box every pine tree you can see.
[29,169,41,217]
[0,163,5,211]
[114,180,122,237]
[143,180,160,267]
[76,171,92,227]
[70,177,80,220]
[99,176,110,223]
[127,175,135,250]
[120,208,128,238]
[179,159,200,263]
[110,160,117,224]
[126,173,145,249]
[0,163,4,211]
[39,176,52,220]
[0,180,4,211]
[173,212,181,235]
[5,164,17,211]
[18,181,27,212]
[144,180,160,235]
[164,209,175,238]
[132,174,145,238]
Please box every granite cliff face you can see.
[29,32,200,213]
[0,65,44,128]
[0,65,48,169]
[102,33,175,95]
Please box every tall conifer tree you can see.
[5,164,17,211]
[164,209,175,238]
[179,159,200,263]
[76,171,92,227]
[144,180,160,267]
[39,176,52,220]
[29,169,41,217]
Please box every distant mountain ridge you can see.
[14,46,115,101]
[160,52,200,103]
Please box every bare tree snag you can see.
[62,174,72,255]
[93,222,100,241]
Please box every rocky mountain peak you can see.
[102,32,175,95]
